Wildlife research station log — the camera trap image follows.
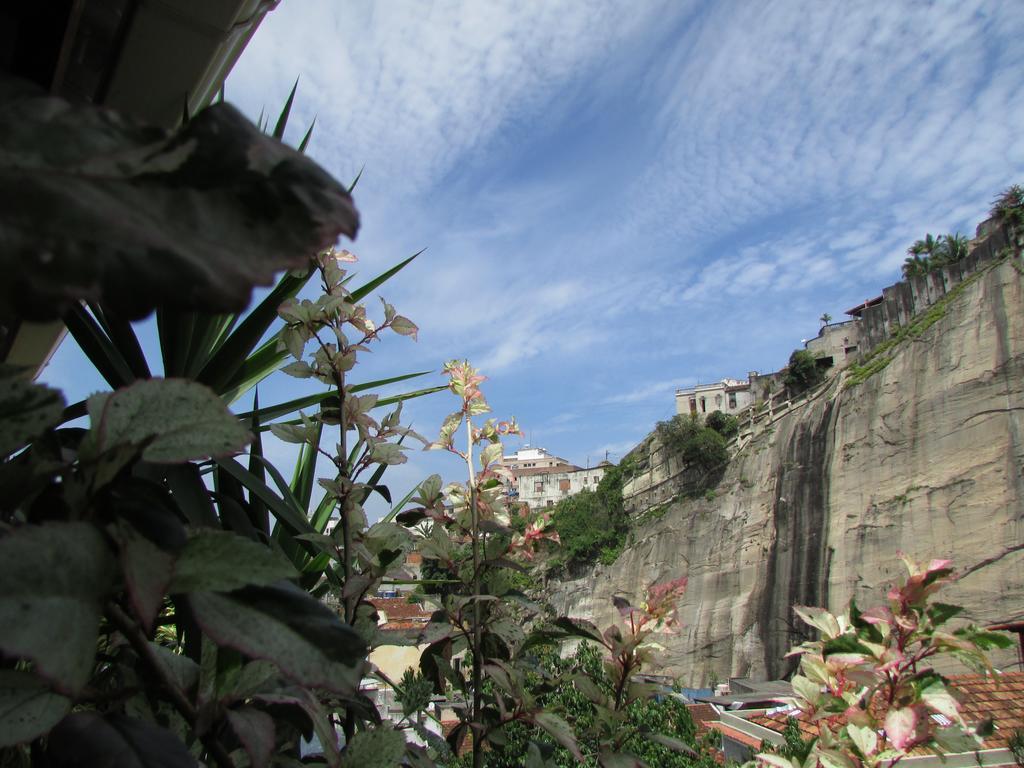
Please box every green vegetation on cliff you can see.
[548,459,632,569]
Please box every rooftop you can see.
[749,672,1024,754]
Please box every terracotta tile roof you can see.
[717,723,765,749]
[688,703,720,736]
[369,597,433,631]
[749,672,1024,753]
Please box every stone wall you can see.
[548,250,1024,685]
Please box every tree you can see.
[933,232,969,267]
[819,313,832,327]
[783,349,824,395]
[908,233,939,260]
[990,184,1024,242]
[705,410,739,439]
[902,253,930,279]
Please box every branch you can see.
[958,543,1024,581]
[106,603,236,768]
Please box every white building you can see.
[515,464,610,509]
[675,375,758,418]
[501,446,609,510]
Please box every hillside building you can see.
[501,446,609,510]
[675,375,758,418]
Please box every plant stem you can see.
[468,412,483,768]
[106,603,236,768]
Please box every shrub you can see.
[655,414,730,491]
[705,409,739,439]
[550,461,631,569]
[783,349,824,395]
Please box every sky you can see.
[42,0,1024,517]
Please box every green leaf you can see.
[199,271,310,396]
[340,726,407,767]
[187,582,366,694]
[348,250,422,303]
[290,420,323,510]
[63,303,134,388]
[0,522,114,693]
[84,379,251,463]
[150,644,199,693]
[532,711,583,760]
[169,530,298,593]
[646,732,697,756]
[247,388,269,538]
[44,712,195,767]
[0,369,65,457]
[0,78,358,323]
[793,605,841,638]
[109,519,174,631]
[926,602,963,626]
[821,634,872,658]
[598,749,643,767]
[227,707,275,768]
[297,117,316,154]
[273,78,299,141]
[755,754,797,768]
[0,670,71,747]
[234,371,432,423]
[164,463,219,527]
[214,457,317,539]
[87,303,151,379]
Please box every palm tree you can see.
[908,233,939,260]
[820,313,832,327]
[902,254,930,279]
[935,233,969,265]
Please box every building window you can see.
[534,482,543,493]
[546,500,554,507]
[559,479,570,492]
[728,393,737,409]
[689,399,697,414]
[699,396,706,413]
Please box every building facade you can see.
[501,446,609,510]
[675,375,758,418]
[803,319,862,370]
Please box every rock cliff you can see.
[547,253,1024,684]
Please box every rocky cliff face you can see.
[548,255,1024,684]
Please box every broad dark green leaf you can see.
[150,643,199,693]
[187,582,366,695]
[646,731,697,756]
[170,530,296,593]
[0,368,65,457]
[0,75,359,322]
[0,522,114,693]
[532,711,583,761]
[43,712,194,768]
[110,519,174,631]
[340,726,407,767]
[164,463,218,527]
[84,379,251,463]
[0,670,70,747]
[227,707,275,768]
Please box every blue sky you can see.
[43,0,1024,517]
